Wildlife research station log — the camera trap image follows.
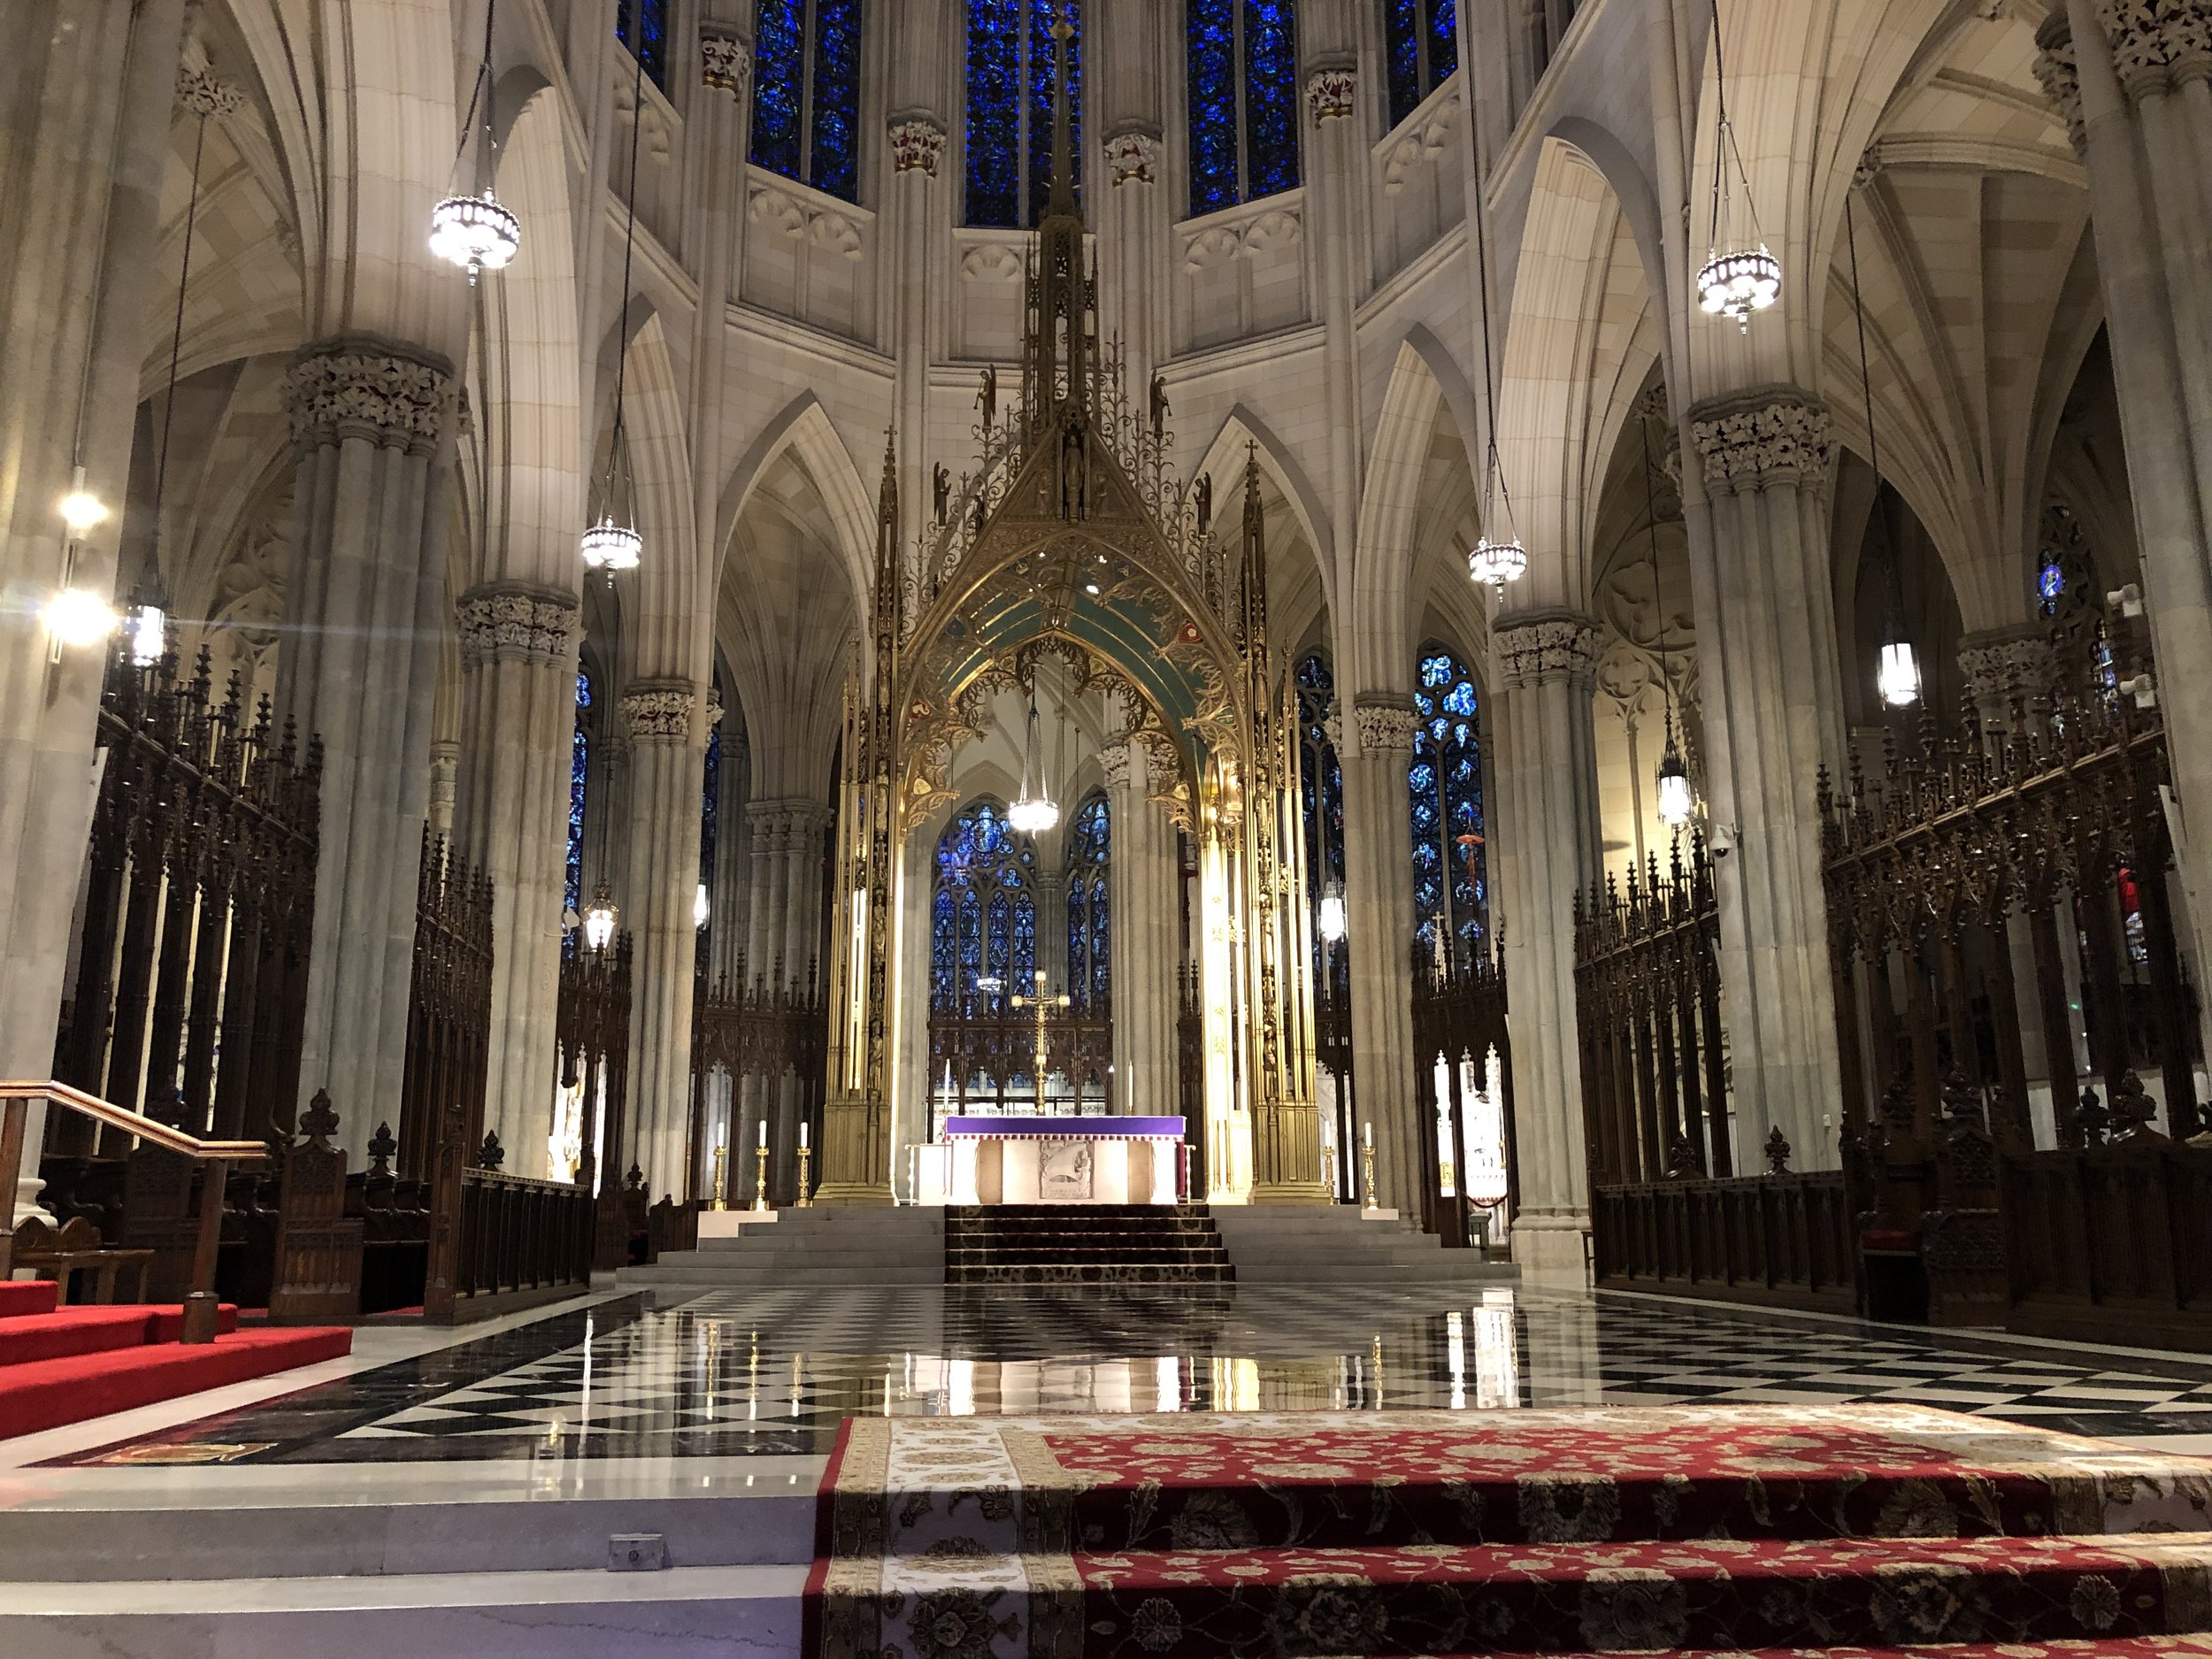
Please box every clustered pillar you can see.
[1340,703,1424,1213]
[1105,740,1179,1115]
[617,680,703,1197]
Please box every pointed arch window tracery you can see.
[1065,793,1110,1011]
[1383,0,1457,129]
[929,800,1040,1013]
[750,0,864,202]
[1411,645,1486,970]
[965,0,1083,228]
[616,0,671,88]
[1186,0,1301,217]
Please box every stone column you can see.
[2037,5,2212,1006]
[1105,741,1179,1115]
[1492,612,1601,1279]
[1097,0,1166,395]
[1682,389,1846,1169]
[1340,701,1425,1214]
[452,586,581,1178]
[280,341,457,1164]
[887,114,948,560]
[617,680,703,1196]
[0,2,190,1213]
[1301,45,1369,639]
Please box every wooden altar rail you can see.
[0,1081,266,1341]
[1575,837,1732,1186]
[425,1168,595,1321]
[2001,1140,2212,1351]
[52,648,319,1154]
[1591,1171,1858,1314]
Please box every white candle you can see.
[1363,1121,1372,1150]
[758,1119,768,1148]
[800,1121,809,1150]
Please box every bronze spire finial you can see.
[1047,5,1077,221]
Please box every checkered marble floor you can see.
[54,1284,2212,1465]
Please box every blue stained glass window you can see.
[1012,893,1037,987]
[616,0,670,90]
[1065,793,1110,1010]
[932,799,1040,1012]
[931,890,957,1004]
[1411,646,1486,970]
[1383,0,1458,128]
[566,672,593,918]
[1186,0,1300,216]
[966,0,1080,227]
[749,0,864,204]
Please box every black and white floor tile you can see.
[51,1283,2212,1466]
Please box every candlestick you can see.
[796,1142,813,1207]
[800,1120,809,1150]
[711,1141,729,1212]
[752,1141,772,1214]
[1363,1119,1372,1149]
[757,1118,768,1148]
[1321,1143,1336,1198]
[1362,1140,1379,1213]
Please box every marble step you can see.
[0,1563,804,1658]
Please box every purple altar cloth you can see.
[942,1116,1185,1139]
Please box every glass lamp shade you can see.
[126,603,166,667]
[58,489,108,533]
[42,588,119,649]
[582,884,619,952]
[580,514,643,575]
[1878,640,1922,709]
[429,190,520,283]
[1655,740,1694,829]
[1007,793,1059,836]
[1317,881,1348,944]
[1697,245,1782,330]
[693,881,710,931]
[1467,534,1527,588]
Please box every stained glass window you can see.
[930,801,1040,1013]
[566,670,592,918]
[1066,794,1110,1010]
[1383,0,1458,129]
[700,720,721,892]
[1411,646,1486,970]
[966,0,1082,228]
[616,0,670,90]
[1296,654,1345,964]
[749,0,864,203]
[1186,0,1302,216]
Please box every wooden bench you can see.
[12,1214,153,1305]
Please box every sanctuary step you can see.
[1210,1199,1520,1283]
[621,1205,947,1289]
[0,1279,351,1440]
[945,1203,1233,1285]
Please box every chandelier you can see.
[582,883,619,952]
[580,513,642,575]
[1655,731,1694,828]
[1008,690,1059,835]
[1639,408,1695,831]
[1317,878,1348,944]
[431,0,518,283]
[583,24,650,581]
[1467,529,1527,589]
[1695,0,1780,331]
[1467,112,1526,594]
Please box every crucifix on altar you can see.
[1010,968,1071,1115]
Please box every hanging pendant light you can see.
[583,23,649,582]
[1846,194,1916,711]
[1008,690,1059,835]
[1695,0,1780,331]
[1877,639,1921,709]
[431,0,519,282]
[583,882,619,952]
[1317,878,1348,944]
[1655,730,1694,828]
[1639,410,1695,829]
[1467,112,1526,593]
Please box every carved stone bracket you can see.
[1104,127,1162,186]
[1495,611,1601,692]
[289,338,453,457]
[1687,389,1832,497]
[456,586,581,672]
[177,66,242,119]
[1352,699,1419,754]
[622,680,699,742]
[888,115,948,177]
[701,30,752,97]
[2033,13,2086,150]
[1306,60,1357,124]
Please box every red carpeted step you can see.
[0,1280,59,1319]
[1068,1532,2212,1655]
[0,1326,351,1440]
[0,1305,157,1366]
[144,1304,241,1342]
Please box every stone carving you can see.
[700,29,752,97]
[960,241,1026,280]
[1179,203,1302,271]
[1099,742,1133,791]
[1957,627,2056,711]
[456,587,580,670]
[1686,391,1832,496]
[748,183,864,258]
[706,685,726,728]
[177,66,242,119]
[288,342,451,455]
[2098,0,2212,97]
[2032,13,2085,150]
[1306,63,1357,123]
[1381,89,1462,196]
[888,116,948,176]
[1495,613,1601,689]
[1104,127,1161,186]
[622,681,697,741]
[1352,702,1420,754]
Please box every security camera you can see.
[1709,824,1737,859]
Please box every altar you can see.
[915,1117,1186,1206]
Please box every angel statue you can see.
[1148,372,1169,443]
[977,365,997,434]
[933,463,951,526]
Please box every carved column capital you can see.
[1103,125,1162,186]
[2033,12,2087,151]
[700,29,752,97]
[2095,0,2212,99]
[176,66,242,119]
[1352,698,1419,754]
[1494,611,1601,692]
[455,585,580,671]
[621,680,698,742]
[888,115,948,176]
[1686,389,1832,497]
[1100,741,1135,791]
[1305,58,1358,123]
[288,337,453,457]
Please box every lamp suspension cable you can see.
[1640,409,1693,830]
[582,26,649,580]
[1695,0,1781,329]
[1466,117,1525,590]
[429,0,520,282]
[1847,195,1919,710]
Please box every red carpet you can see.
[806,1406,2212,1656]
[0,1286,349,1440]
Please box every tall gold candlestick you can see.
[752,1142,772,1213]
[1362,1142,1379,1212]
[711,1143,729,1211]
[796,1143,813,1206]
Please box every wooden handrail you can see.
[1,1079,267,1343]
[0,1081,270,1163]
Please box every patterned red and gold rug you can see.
[803,1404,2212,1656]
